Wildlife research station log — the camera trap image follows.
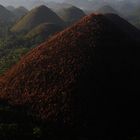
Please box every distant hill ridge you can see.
[11,5,64,33]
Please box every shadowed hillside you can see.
[0,13,140,139]
[11,5,64,33]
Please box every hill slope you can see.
[26,22,64,39]
[11,5,64,33]
[1,13,140,138]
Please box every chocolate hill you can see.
[11,5,64,33]
[57,6,86,25]
[25,22,64,39]
[1,13,140,139]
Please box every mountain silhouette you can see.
[1,13,140,139]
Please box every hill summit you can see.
[11,5,64,33]
[1,13,140,138]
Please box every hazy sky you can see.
[0,0,129,5]
[0,0,139,8]
[0,0,63,6]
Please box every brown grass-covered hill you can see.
[57,6,86,25]
[1,13,140,139]
[11,5,64,33]
[25,22,64,40]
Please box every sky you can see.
[0,0,62,6]
[0,0,139,8]
[0,0,133,5]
